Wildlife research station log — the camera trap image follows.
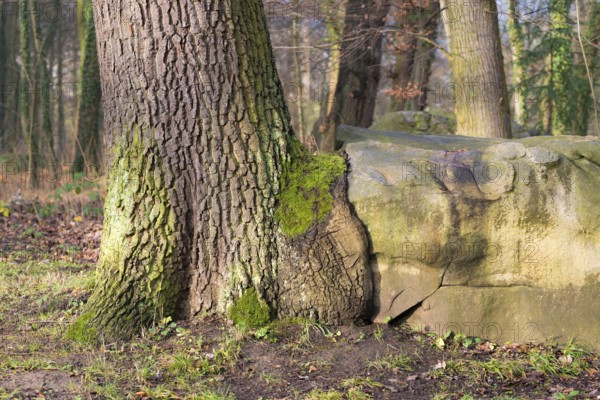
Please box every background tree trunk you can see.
[55,20,66,163]
[0,10,7,144]
[299,19,314,133]
[290,4,307,142]
[550,0,574,135]
[507,0,527,124]
[313,0,392,152]
[1,9,20,147]
[312,2,346,153]
[580,0,600,135]
[440,0,512,138]
[73,0,102,174]
[324,10,344,119]
[72,0,370,341]
[19,0,39,188]
[390,0,440,112]
[32,2,57,171]
[389,22,418,111]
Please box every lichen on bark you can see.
[67,128,182,342]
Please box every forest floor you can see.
[1,197,600,400]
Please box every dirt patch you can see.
[0,370,81,398]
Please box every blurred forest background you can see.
[0,0,599,192]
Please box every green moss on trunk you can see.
[275,140,346,238]
[229,288,271,329]
[65,312,97,344]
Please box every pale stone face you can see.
[340,125,600,349]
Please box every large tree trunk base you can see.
[69,0,372,344]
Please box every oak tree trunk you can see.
[72,0,371,341]
[441,0,512,138]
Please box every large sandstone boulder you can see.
[340,126,600,348]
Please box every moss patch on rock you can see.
[229,288,271,329]
[275,139,347,238]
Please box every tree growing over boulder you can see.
[69,0,371,342]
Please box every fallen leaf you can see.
[435,337,445,349]
[433,361,446,370]
[559,355,573,364]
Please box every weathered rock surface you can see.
[370,111,539,138]
[340,126,600,348]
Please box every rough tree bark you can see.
[440,0,512,138]
[70,0,371,341]
[312,0,392,152]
